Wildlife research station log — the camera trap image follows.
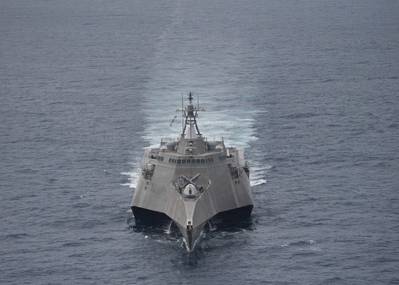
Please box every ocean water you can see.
[1,0,398,284]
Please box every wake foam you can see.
[249,163,272,187]
[122,95,270,189]
[121,167,140,189]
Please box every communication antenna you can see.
[181,94,184,135]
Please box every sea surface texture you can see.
[1,0,398,284]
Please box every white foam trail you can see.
[249,162,272,187]
[164,221,174,235]
[122,104,270,189]
[123,102,270,189]
[121,168,140,189]
[252,164,273,171]
[141,99,262,150]
[251,179,267,187]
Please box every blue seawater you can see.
[1,0,398,284]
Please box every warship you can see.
[131,93,253,251]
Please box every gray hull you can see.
[131,94,253,251]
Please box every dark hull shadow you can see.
[130,205,254,243]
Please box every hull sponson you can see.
[212,205,253,222]
[132,206,170,225]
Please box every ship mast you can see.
[181,92,201,139]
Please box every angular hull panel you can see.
[132,159,253,250]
